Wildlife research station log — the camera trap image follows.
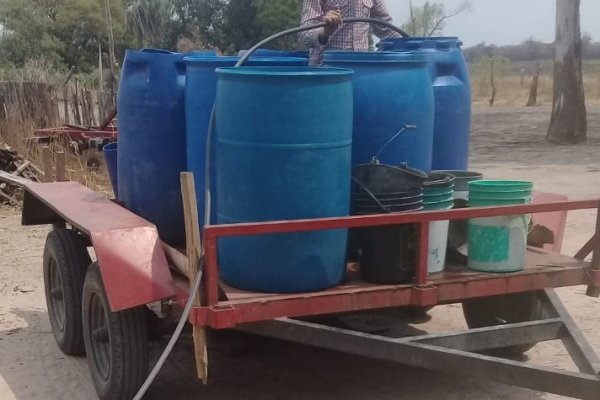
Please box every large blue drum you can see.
[379,37,472,170]
[215,66,354,293]
[184,56,307,227]
[118,49,193,244]
[323,51,435,171]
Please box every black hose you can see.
[236,17,409,67]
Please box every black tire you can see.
[82,263,148,400]
[43,228,91,355]
[462,291,547,356]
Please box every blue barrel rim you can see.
[184,55,307,65]
[323,51,430,65]
[215,66,354,77]
[378,36,464,50]
[103,142,117,152]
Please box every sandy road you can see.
[1,106,599,399]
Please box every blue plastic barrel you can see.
[323,51,435,171]
[184,56,307,227]
[117,49,213,245]
[378,37,472,170]
[215,66,354,293]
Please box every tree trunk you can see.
[526,64,541,107]
[489,59,496,107]
[547,0,587,144]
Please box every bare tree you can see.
[547,0,587,144]
[403,1,472,37]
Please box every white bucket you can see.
[428,219,451,274]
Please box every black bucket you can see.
[350,163,427,284]
[352,164,427,194]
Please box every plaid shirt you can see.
[300,0,401,65]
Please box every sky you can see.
[387,0,600,47]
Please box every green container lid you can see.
[468,180,533,193]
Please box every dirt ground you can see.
[1,105,599,400]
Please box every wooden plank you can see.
[11,160,30,176]
[0,189,19,205]
[586,209,600,297]
[180,172,208,383]
[41,146,53,183]
[55,151,66,182]
[63,87,70,124]
[162,242,190,279]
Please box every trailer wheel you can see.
[43,228,91,355]
[462,291,546,356]
[82,263,148,400]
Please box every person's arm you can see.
[371,0,401,39]
[299,0,342,48]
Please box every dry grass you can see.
[471,71,600,107]
[0,60,112,196]
[0,111,113,197]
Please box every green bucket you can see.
[424,192,454,204]
[424,186,454,197]
[423,199,455,211]
[467,180,533,273]
[468,180,533,193]
[469,197,532,207]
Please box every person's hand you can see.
[319,10,342,43]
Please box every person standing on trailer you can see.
[300,0,401,65]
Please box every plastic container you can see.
[351,163,426,283]
[467,180,533,272]
[423,199,454,274]
[323,51,435,171]
[184,56,307,226]
[215,66,354,293]
[118,49,214,244]
[102,142,118,198]
[378,37,471,170]
[432,170,483,265]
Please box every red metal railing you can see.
[203,200,600,307]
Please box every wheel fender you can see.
[91,227,176,312]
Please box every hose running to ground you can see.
[133,17,408,400]
[132,262,204,400]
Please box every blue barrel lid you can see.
[215,66,354,77]
[323,50,429,65]
[378,37,464,52]
[184,55,307,67]
[238,48,310,58]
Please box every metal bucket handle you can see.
[351,176,390,214]
[372,125,418,164]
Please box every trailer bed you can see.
[188,248,593,328]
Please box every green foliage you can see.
[167,0,228,50]
[0,0,305,71]
[219,0,302,54]
[0,0,128,72]
[255,0,302,50]
[126,0,170,48]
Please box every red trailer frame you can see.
[2,169,600,399]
